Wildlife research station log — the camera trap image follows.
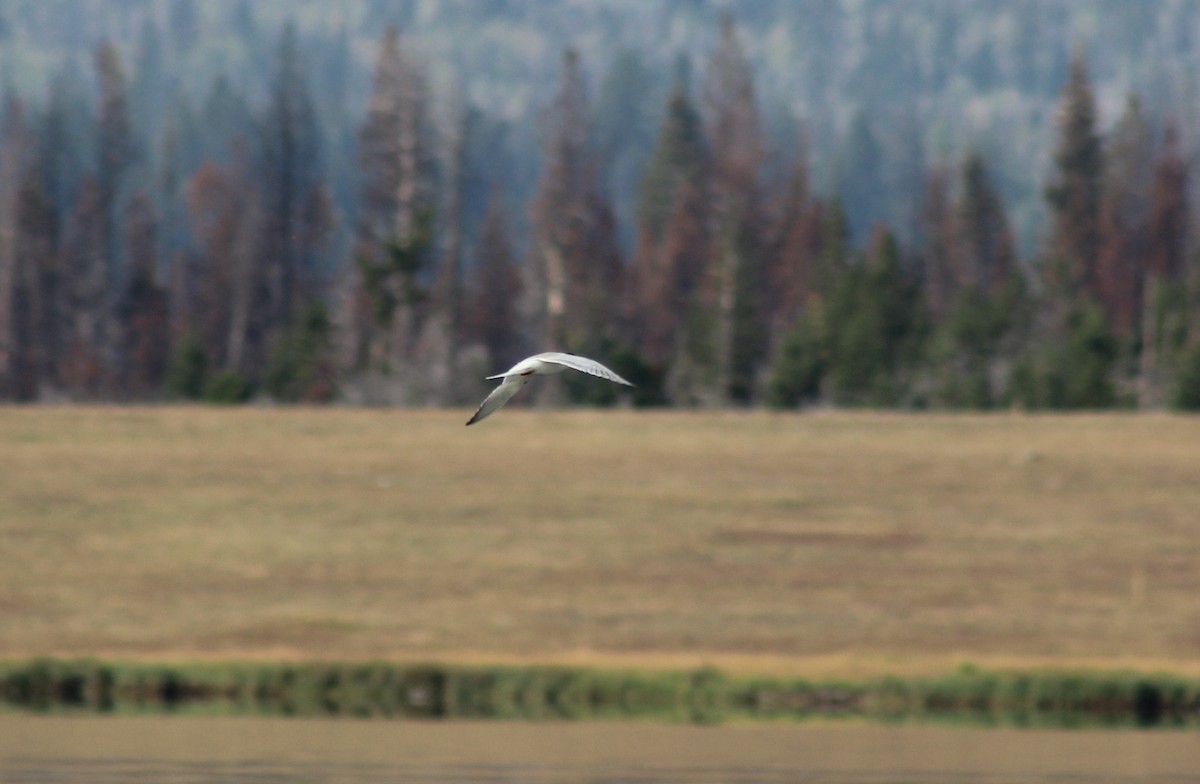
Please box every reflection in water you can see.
[2,716,1200,784]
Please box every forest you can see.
[0,0,1199,409]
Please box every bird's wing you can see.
[465,375,529,425]
[536,352,635,386]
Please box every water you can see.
[2,715,1199,783]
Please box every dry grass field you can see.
[2,406,1198,678]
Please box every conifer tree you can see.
[635,73,707,246]
[702,14,768,403]
[14,160,61,398]
[917,163,957,319]
[527,48,622,364]
[116,192,168,398]
[1045,50,1102,294]
[467,190,521,369]
[958,152,1015,295]
[766,138,821,329]
[1096,95,1153,337]
[1138,125,1190,408]
[259,22,325,342]
[632,70,711,373]
[348,24,438,390]
[826,228,922,406]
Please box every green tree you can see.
[766,308,825,408]
[930,281,1023,409]
[1009,299,1116,410]
[636,70,707,245]
[203,369,251,404]
[958,152,1015,295]
[826,229,924,406]
[632,67,713,386]
[344,24,439,394]
[266,302,335,402]
[1058,299,1117,408]
[164,332,207,399]
[1172,342,1200,410]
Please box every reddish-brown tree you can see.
[527,48,622,356]
[1096,95,1154,337]
[184,159,261,375]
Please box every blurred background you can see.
[2,2,1200,781]
[0,0,1198,411]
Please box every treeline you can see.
[1,17,1199,409]
[5,658,1199,727]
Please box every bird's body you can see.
[466,352,634,425]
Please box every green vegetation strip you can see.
[2,659,1198,728]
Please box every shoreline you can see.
[4,655,1198,727]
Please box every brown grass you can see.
[2,406,1199,677]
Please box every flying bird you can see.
[466,352,634,425]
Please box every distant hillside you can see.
[1,0,1197,249]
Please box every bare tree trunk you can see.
[436,87,469,403]
[1138,274,1158,409]
[224,203,259,372]
[714,209,739,405]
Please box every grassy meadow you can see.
[2,406,1199,681]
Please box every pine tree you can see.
[527,47,588,354]
[15,160,61,398]
[184,159,260,379]
[95,41,135,268]
[1146,125,1188,284]
[0,96,27,399]
[1045,50,1102,294]
[433,85,471,403]
[835,111,886,241]
[958,152,1015,296]
[259,22,325,343]
[917,163,957,318]
[631,70,711,374]
[765,137,821,330]
[61,176,110,397]
[766,308,825,409]
[1096,95,1153,338]
[1059,300,1117,408]
[65,40,138,396]
[467,190,521,369]
[116,192,168,398]
[348,24,438,389]
[826,228,923,406]
[702,14,769,403]
[654,179,715,401]
[39,69,90,217]
[357,25,435,245]
[1139,125,1190,408]
[635,72,707,246]
[527,48,622,364]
